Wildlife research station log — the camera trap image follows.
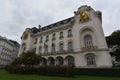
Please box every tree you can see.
[11,51,41,66]
[110,46,120,62]
[106,30,120,62]
[106,30,120,46]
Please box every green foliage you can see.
[6,51,75,77]
[5,66,120,77]
[106,30,120,62]
[11,51,41,66]
[106,30,120,46]
[110,46,120,62]
[75,68,120,77]
[5,65,75,77]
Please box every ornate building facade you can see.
[0,36,20,68]
[19,5,112,68]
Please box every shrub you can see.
[75,68,120,77]
[5,65,75,77]
[11,51,41,66]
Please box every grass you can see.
[0,69,120,80]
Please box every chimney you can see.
[38,25,41,29]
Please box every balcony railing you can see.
[68,34,72,37]
[40,50,74,56]
[81,46,98,51]
[59,36,63,39]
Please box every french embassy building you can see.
[19,5,112,68]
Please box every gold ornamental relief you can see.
[80,11,89,22]
[23,31,28,40]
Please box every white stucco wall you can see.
[19,5,112,68]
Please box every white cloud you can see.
[0,0,120,43]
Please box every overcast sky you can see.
[0,0,120,43]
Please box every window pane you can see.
[84,35,93,47]
[86,55,95,65]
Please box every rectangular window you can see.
[34,48,36,53]
[59,32,63,39]
[46,35,49,42]
[34,38,37,44]
[52,33,56,41]
[44,45,48,53]
[68,42,73,51]
[39,46,42,53]
[68,29,72,37]
[40,37,43,43]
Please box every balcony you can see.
[40,50,74,56]
[68,34,72,37]
[81,46,98,51]
[59,36,63,39]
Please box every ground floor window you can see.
[48,57,55,66]
[86,54,96,65]
[66,56,74,67]
[56,57,64,66]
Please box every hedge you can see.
[5,65,75,77]
[75,68,120,77]
[5,65,120,77]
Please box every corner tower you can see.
[72,5,112,67]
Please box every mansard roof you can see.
[28,17,74,34]
[25,5,96,34]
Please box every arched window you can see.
[56,57,64,66]
[59,42,64,52]
[86,54,96,65]
[65,56,74,67]
[48,57,55,66]
[41,58,47,65]
[84,35,93,48]
[51,43,55,52]
[68,41,73,51]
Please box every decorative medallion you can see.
[23,31,28,40]
[80,11,89,22]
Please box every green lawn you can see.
[0,69,120,80]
